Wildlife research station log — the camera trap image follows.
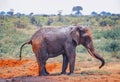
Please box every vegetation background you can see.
[0,12,120,63]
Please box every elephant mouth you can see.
[87,48,105,69]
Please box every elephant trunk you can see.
[86,42,105,68]
[87,49,105,68]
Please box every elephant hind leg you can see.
[44,62,49,75]
[37,56,49,76]
[39,62,49,76]
[38,54,49,76]
[32,40,49,76]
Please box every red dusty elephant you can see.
[20,25,105,76]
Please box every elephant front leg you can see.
[61,54,68,74]
[68,54,76,75]
[65,44,76,75]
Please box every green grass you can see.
[0,26,34,58]
[0,15,120,61]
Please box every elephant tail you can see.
[19,40,32,60]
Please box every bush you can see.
[103,40,120,59]
[104,40,120,52]
[99,17,117,26]
[104,27,120,40]
[103,27,120,57]
[93,31,104,39]
[14,20,26,28]
[46,18,53,25]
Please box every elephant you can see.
[19,25,105,76]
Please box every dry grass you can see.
[80,70,111,75]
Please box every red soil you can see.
[0,59,120,82]
[0,59,62,78]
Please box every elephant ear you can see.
[70,27,80,45]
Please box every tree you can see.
[30,16,37,24]
[15,13,22,18]
[100,11,106,16]
[72,6,83,16]
[46,18,53,26]
[29,12,34,16]
[106,12,111,16]
[0,11,5,15]
[100,11,111,16]
[91,11,98,16]
[57,10,63,22]
[7,9,14,16]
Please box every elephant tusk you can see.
[87,49,95,58]
[82,33,88,37]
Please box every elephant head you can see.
[71,26,105,68]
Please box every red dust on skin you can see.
[0,59,120,82]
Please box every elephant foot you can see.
[67,72,73,75]
[46,71,50,75]
[39,72,49,76]
[61,71,66,74]
[45,69,49,75]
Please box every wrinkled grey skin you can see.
[20,26,105,76]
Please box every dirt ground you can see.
[0,59,120,82]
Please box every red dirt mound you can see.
[0,59,62,78]
[0,59,29,67]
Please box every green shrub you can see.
[99,17,117,26]
[103,40,120,59]
[104,40,120,52]
[104,27,120,40]
[93,31,104,39]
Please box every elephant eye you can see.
[81,31,85,34]
[84,36,90,42]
